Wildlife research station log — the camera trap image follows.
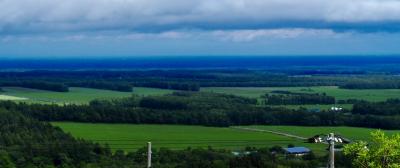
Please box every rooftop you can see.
[284,147,311,154]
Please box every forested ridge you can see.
[0,109,126,167]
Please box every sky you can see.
[1,0,400,57]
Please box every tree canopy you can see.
[344,131,400,168]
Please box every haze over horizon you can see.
[1,0,400,57]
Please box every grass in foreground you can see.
[52,123,325,154]
[202,86,400,102]
[1,87,174,104]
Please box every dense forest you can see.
[352,99,400,115]
[1,92,400,129]
[0,109,126,167]
[67,81,133,92]
[263,92,335,105]
[137,82,200,91]
[1,70,399,92]
[0,81,69,92]
[340,79,400,89]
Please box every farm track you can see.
[232,127,308,140]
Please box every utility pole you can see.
[328,133,335,168]
[313,132,347,168]
[147,142,152,168]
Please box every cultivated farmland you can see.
[202,86,400,102]
[0,87,174,104]
[53,122,400,156]
[52,123,327,154]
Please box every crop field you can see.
[52,123,326,154]
[0,87,174,104]
[240,125,400,141]
[202,86,400,102]
[53,123,400,155]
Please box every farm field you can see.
[202,86,400,102]
[0,94,27,101]
[3,86,398,105]
[273,104,353,110]
[52,122,326,154]
[241,125,400,141]
[0,87,174,104]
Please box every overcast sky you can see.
[1,0,400,57]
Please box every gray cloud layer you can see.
[1,0,400,34]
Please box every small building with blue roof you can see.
[283,147,311,156]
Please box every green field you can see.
[273,104,353,110]
[0,94,27,101]
[202,86,400,102]
[3,86,398,105]
[1,87,174,104]
[241,125,400,141]
[53,122,400,156]
[52,123,326,153]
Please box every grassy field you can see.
[202,86,400,102]
[52,123,326,154]
[273,104,353,110]
[241,125,400,141]
[3,86,398,105]
[53,123,400,154]
[0,94,27,101]
[1,87,174,104]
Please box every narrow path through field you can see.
[231,127,307,140]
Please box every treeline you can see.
[0,108,340,167]
[337,99,365,104]
[0,81,68,92]
[285,70,366,75]
[0,92,258,127]
[340,80,400,89]
[263,92,335,105]
[352,99,400,115]
[0,69,355,89]
[136,82,200,91]
[3,69,400,90]
[140,97,188,110]
[67,81,133,92]
[2,92,400,129]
